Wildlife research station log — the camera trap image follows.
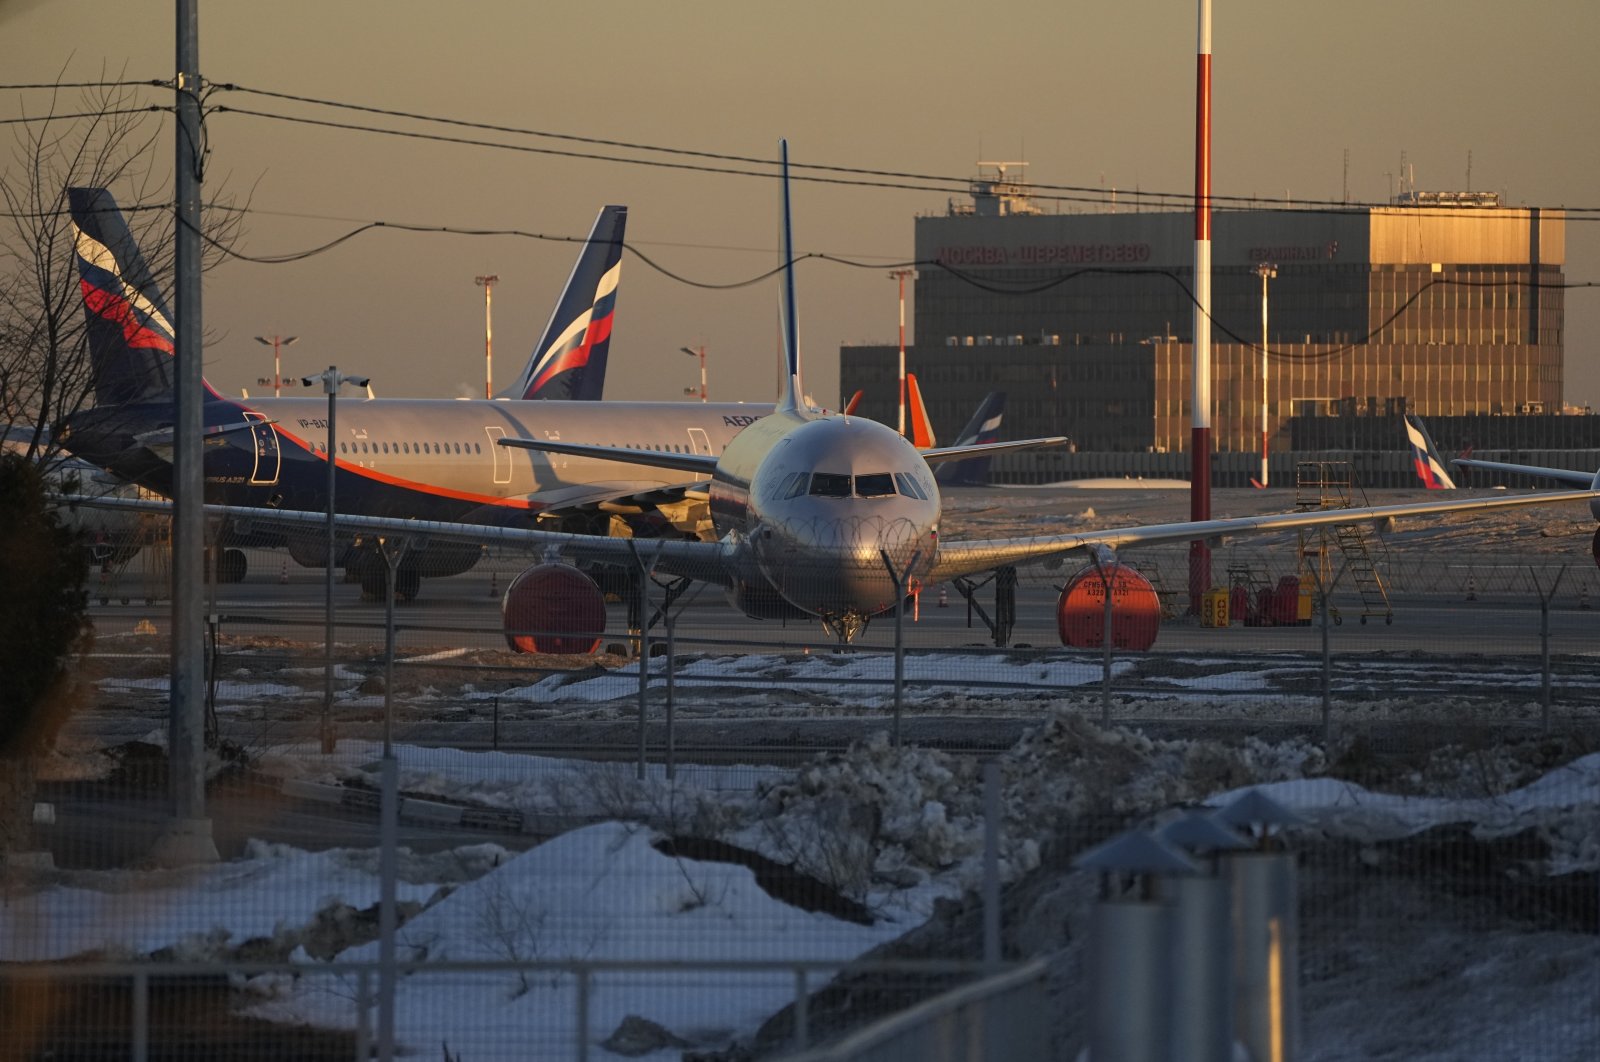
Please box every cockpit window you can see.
[894,472,927,500]
[855,473,896,498]
[783,473,809,499]
[808,473,852,498]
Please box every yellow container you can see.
[1200,588,1230,627]
[1297,587,1314,622]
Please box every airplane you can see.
[58,187,777,597]
[900,372,1009,487]
[65,147,1600,648]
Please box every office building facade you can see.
[840,176,1566,470]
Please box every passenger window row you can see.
[328,441,485,456]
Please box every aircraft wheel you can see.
[1360,615,1367,625]
[1333,615,1342,626]
[1385,614,1393,626]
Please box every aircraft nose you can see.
[757,513,935,613]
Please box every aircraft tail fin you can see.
[514,205,626,401]
[935,391,1007,486]
[68,187,178,405]
[776,140,802,414]
[906,372,936,448]
[1403,414,1457,489]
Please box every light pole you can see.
[254,335,298,398]
[1254,263,1277,487]
[475,275,498,399]
[302,366,369,754]
[679,345,707,401]
[889,269,917,435]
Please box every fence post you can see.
[1306,561,1345,747]
[881,549,923,749]
[665,614,677,781]
[795,967,811,1050]
[132,969,149,1062]
[1088,548,1115,727]
[378,755,400,1062]
[355,968,372,1062]
[577,965,591,1062]
[1530,565,1567,731]
[983,761,1002,964]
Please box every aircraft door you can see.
[687,427,712,480]
[243,412,281,485]
[484,426,512,485]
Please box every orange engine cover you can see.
[1056,562,1161,650]
[501,563,607,655]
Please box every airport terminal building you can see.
[840,173,1569,483]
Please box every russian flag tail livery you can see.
[68,187,178,406]
[935,391,1007,487]
[1404,414,1457,490]
[516,205,627,401]
[906,372,936,448]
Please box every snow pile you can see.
[1218,751,1600,874]
[249,822,930,1060]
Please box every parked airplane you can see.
[59,187,774,596]
[900,373,1009,487]
[67,150,1600,647]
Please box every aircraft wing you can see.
[926,487,1600,583]
[517,479,706,514]
[1453,459,1597,488]
[56,494,735,586]
[498,437,717,475]
[921,436,1070,466]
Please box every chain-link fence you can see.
[8,523,1600,1059]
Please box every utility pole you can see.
[1189,0,1215,614]
[255,334,298,398]
[1254,264,1277,487]
[889,269,916,435]
[160,0,217,865]
[680,345,707,401]
[475,275,497,399]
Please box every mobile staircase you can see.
[1294,460,1393,625]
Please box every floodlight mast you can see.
[1255,264,1277,486]
[254,334,298,398]
[303,366,369,754]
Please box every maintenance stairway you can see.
[1294,460,1393,625]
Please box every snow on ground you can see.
[23,645,1600,1058]
[488,651,1133,708]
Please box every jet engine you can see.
[1056,561,1161,651]
[501,562,607,655]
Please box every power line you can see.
[208,83,1600,220]
[0,79,166,91]
[0,107,168,127]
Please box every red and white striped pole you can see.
[1188,0,1214,614]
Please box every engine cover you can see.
[1056,562,1161,650]
[501,563,607,655]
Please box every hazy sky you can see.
[4,0,1598,408]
